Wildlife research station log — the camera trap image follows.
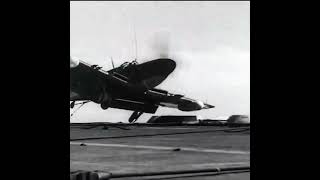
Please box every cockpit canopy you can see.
[120,60,139,69]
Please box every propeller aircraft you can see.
[70,56,214,123]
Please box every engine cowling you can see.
[178,98,205,111]
[100,95,112,109]
[92,91,112,110]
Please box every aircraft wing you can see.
[70,60,130,102]
[107,88,214,113]
[108,98,159,113]
[70,60,109,101]
[146,89,215,111]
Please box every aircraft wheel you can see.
[100,103,109,110]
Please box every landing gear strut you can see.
[70,101,75,109]
[128,111,143,123]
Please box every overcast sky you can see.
[70,1,250,123]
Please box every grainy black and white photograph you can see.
[70,1,250,179]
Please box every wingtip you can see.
[204,103,215,109]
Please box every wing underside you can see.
[109,98,159,113]
[106,88,214,113]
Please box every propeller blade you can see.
[152,31,171,58]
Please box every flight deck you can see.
[70,124,250,180]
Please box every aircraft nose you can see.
[154,58,176,75]
[138,58,176,89]
[165,59,176,74]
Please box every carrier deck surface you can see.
[70,124,250,179]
